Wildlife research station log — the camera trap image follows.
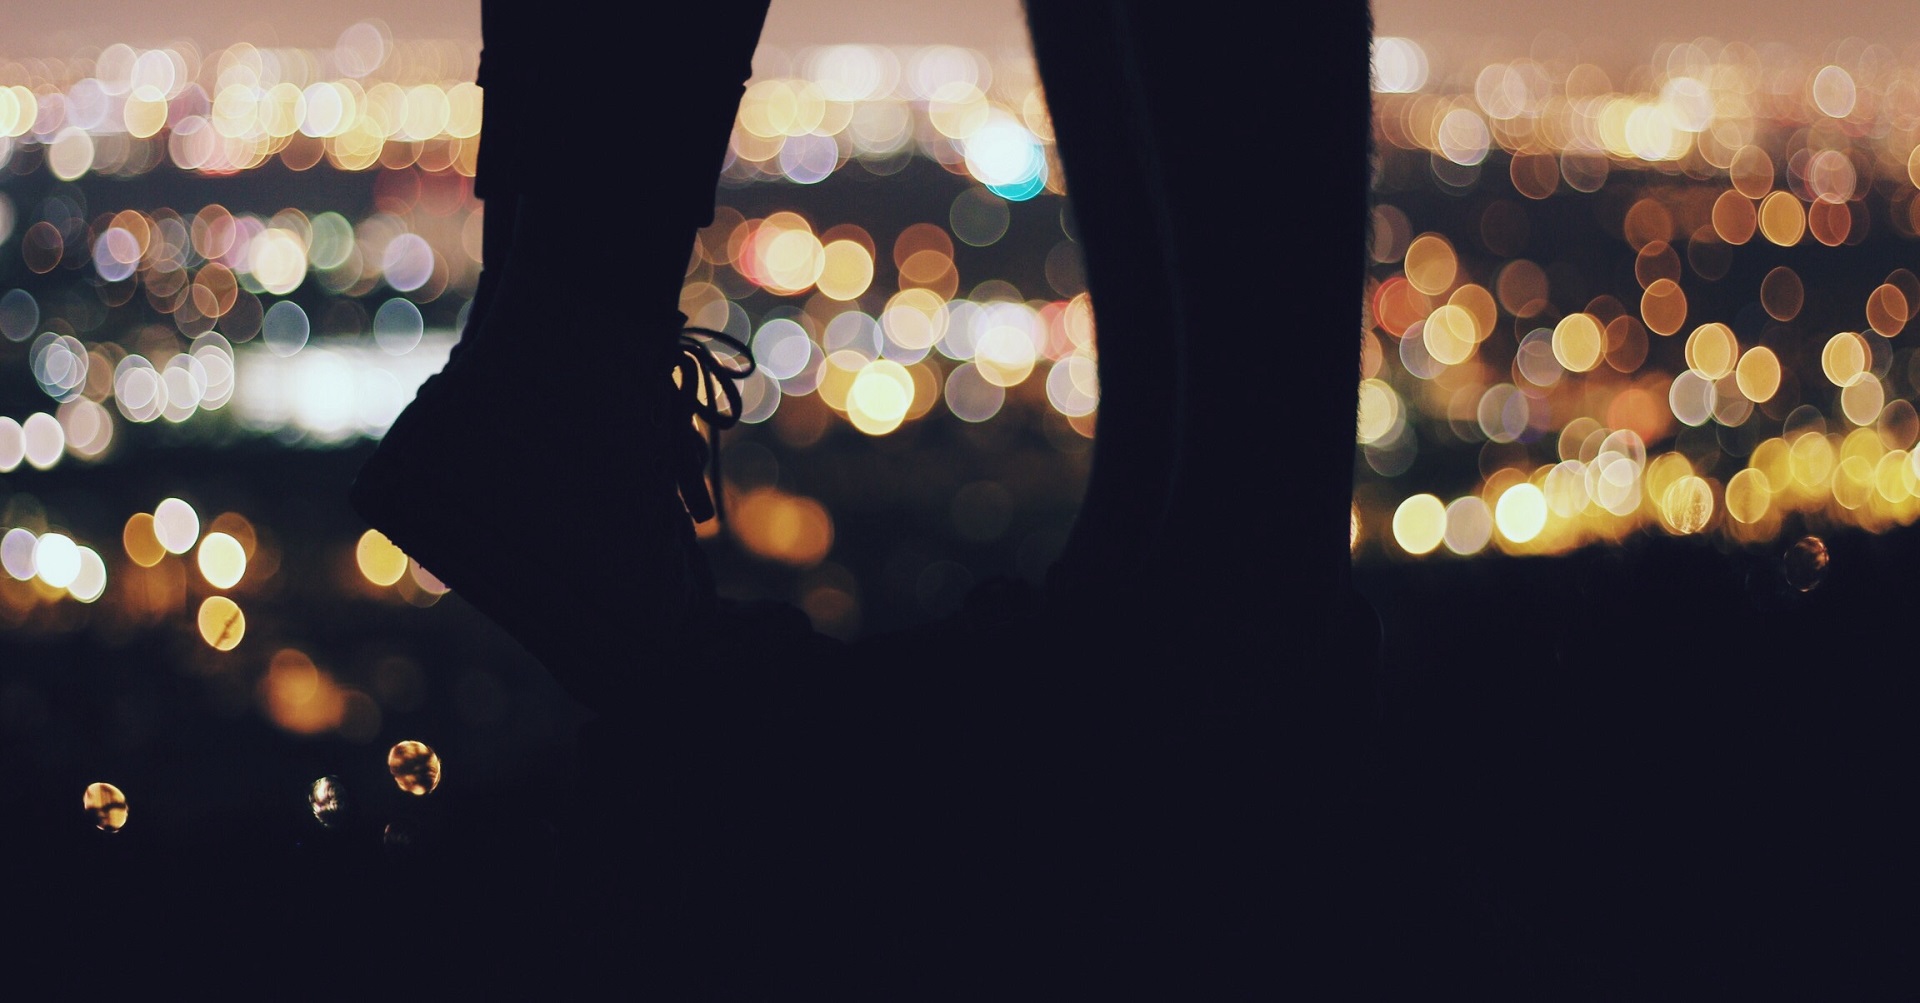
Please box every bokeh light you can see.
[83,782,129,832]
[388,740,441,795]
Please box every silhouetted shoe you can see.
[348,306,754,711]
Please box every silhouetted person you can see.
[350,1,1378,995]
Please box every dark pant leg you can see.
[1020,3,1381,994]
[476,2,772,318]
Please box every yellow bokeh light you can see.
[1551,313,1604,372]
[1403,234,1458,296]
[1447,284,1497,341]
[1841,374,1885,427]
[881,287,948,353]
[1659,475,1714,535]
[388,739,442,795]
[1356,379,1399,444]
[1757,192,1806,246]
[356,529,408,587]
[83,782,128,832]
[264,648,346,736]
[1726,468,1771,524]
[847,359,915,436]
[124,92,170,139]
[1423,304,1478,365]
[1788,431,1835,491]
[123,512,166,568]
[732,488,834,566]
[1734,347,1781,403]
[1683,323,1737,380]
[760,228,826,296]
[1390,494,1447,556]
[1494,482,1548,543]
[1729,146,1773,199]
[1867,284,1908,338]
[1821,332,1868,387]
[974,324,1038,388]
[1875,451,1910,503]
[248,228,310,295]
[1639,278,1687,336]
[196,532,247,589]
[197,595,246,651]
[815,240,874,302]
[1833,455,1875,510]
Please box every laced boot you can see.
[348,202,753,712]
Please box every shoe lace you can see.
[670,325,755,525]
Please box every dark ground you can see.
[6,487,1918,997]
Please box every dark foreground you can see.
[6,507,1919,998]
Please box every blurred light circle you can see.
[60,397,113,459]
[1372,37,1429,93]
[950,186,1011,247]
[153,497,201,555]
[380,233,434,292]
[113,356,164,423]
[31,332,88,402]
[1391,494,1447,555]
[963,114,1046,201]
[373,297,425,355]
[67,547,107,602]
[777,132,839,184]
[1,528,37,580]
[249,228,309,295]
[357,528,408,586]
[48,126,95,181]
[388,740,442,795]
[33,532,81,589]
[21,412,63,470]
[754,318,814,380]
[1783,535,1829,592]
[1668,370,1714,427]
[1442,496,1493,555]
[1045,352,1099,418]
[309,775,349,827]
[736,367,782,424]
[848,359,914,435]
[1355,379,1401,444]
[197,531,247,589]
[83,782,128,832]
[123,513,165,568]
[192,335,237,410]
[0,288,38,342]
[197,595,246,650]
[262,300,311,358]
[1495,483,1549,543]
[1437,108,1491,166]
[160,355,207,423]
[945,362,1004,422]
[973,324,1037,388]
[0,416,21,471]
[92,227,140,281]
[816,241,874,301]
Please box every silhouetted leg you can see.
[354,2,773,704]
[1021,2,1379,994]
[1020,5,1180,622]
[352,5,785,992]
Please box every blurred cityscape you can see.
[6,22,1920,825]
[0,26,1099,817]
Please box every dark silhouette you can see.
[346,1,1378,996]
